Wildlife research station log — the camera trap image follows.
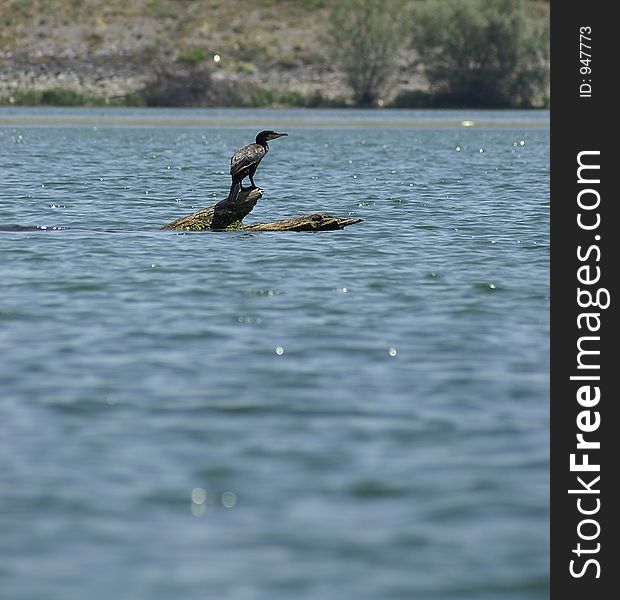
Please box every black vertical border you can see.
[551,2,617,598]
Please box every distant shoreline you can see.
[1,1,549,111]
[0,106,550,130]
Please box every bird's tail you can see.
[228,180,241,203]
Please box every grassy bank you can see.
[1,87,549,109]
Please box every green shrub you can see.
[390,90,437,108]
[3,88,104,106]
[177,48,206,64]
[412,0,549,107]
[39,88,89,106]
[326,0,407,106]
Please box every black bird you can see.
[229,130,288,201]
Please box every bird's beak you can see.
[274,132,288,138]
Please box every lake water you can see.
[0,108,549,600]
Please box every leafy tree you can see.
[327,0,407,106]
[412,0,549,107]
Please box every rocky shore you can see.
[0,0,423,106]
[1,0,547,107]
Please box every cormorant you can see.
[229,130,288,201]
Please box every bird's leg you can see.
[249,174,257,189]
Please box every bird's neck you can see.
[255,135,269,150]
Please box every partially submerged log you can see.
[162,186,362,232]
[243,214,362,231]
[162,187,262,231]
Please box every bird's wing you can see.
[230,144,265,178]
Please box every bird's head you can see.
[256,130,288,145]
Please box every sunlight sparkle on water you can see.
[191,488,207,504]
[221,492,237,508]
